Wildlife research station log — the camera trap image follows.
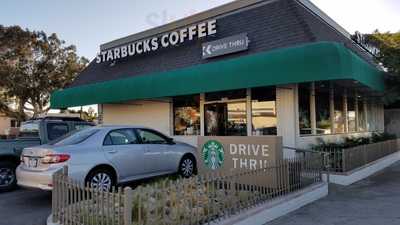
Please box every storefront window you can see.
[205,102,247,136]
[334,95,345,134]
[366,101,373,131]
[205,89,246,102]
[227,102,247,136]
[298,83,312,135]
[173,95,200,135]
[358,98,366,132]
[347,97,356,132]
[204,89,247,136]
[367,101,377,132]
[251,87,277,135]
[315,82,331,135]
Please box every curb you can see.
[323,151,400,186]
[215,182,328,225]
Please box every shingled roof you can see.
[68,0,378,88]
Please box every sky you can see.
[1,0,399,60]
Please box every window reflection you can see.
[298,83,312,135]
[205,102,247,136]
[334,95,345,133]
[315,82,331,134]
[298,81,378,136]
[173,95,200,136]
[347,97,356,132]
[252,87,277,135]
[227,103,247,136]
[358,98,366,132]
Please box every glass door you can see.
[204,102,247,136]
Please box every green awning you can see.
[51,41,385,108]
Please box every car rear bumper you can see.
[16,166,59,191]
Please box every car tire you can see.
[86,168,116,192]
[0,161,17,192]
[179,155,196,178]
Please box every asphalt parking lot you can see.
[0,188,51,225]
[269,161,400,225]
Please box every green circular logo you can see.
[202,140,224,170]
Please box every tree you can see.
[0,25,88,120]
[352,31,400,104]
[365,31,400,75]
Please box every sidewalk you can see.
[268,161,400,225]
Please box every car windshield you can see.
[19,121,40,137]
[49,128,99,146]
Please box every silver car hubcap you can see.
[0,167,15,187]
[90,173,112,191]
[181,159,194,177]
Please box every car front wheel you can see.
[0,161,17,192]
[179,156,196,178]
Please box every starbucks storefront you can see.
[50,0,386,157]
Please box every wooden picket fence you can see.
[51,154,324,225]
[52,166,125,225]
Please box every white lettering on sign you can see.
[232,158,268,170]
[230,144,270,170]
[96,19,217,63]
[229,144,269,157]
[202,33,249,59]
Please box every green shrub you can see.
[312,132,396,151]
[371,132,396,143]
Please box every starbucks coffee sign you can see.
[197,136,283,174]
[96,20,217,64]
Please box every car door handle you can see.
[107,150,118,154]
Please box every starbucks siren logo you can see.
[202,140,224,170]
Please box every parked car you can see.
[0,116,94,192]
[16,126,198,191]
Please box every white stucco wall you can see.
[102,100,172,136]
[102,100,201,146]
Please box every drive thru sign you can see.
[197,136,284,188]
[202,33,249,59]
[197,136,283,173]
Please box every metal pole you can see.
[324,153,330,184]
[310,82,317,135]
